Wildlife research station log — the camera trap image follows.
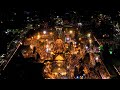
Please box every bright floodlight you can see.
[43,31,47,34]
[85,46,88,49]
[69,30,73,34]
[87,33,91,38]
[96,57,99,60]
[66,37,70,41]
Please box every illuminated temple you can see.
[18,25,111,79]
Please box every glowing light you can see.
[66,37,70,41]
[76,76,79,79]
[61,72,66,75]
[50,32,53,35]
[50,52,54,55]
[46,39,48,41]
[69,30,73,34]
[54,72,58,75]
[87,33,91,38]
[74,42,77,45]
[37,34,40,39]
[67,66,70,69]
[46,45,49,48]
[89,39,92,43]
[58,68,61,70]
[30,45,34,49]
[109,51,113,55]
[46,48,49,52]
[86,46,88,49]
[58,64,61,66]
[78,23,82,26]
[20,42,22,45]
[43,31,47,34]
[79,38,82,41]
[96,57,99,60]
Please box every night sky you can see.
[0,7,119,16]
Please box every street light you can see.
[95,57,99,61]
[87,33,91,38]
[43,31,47,34]
[85,46,88,49]
[69,30,73,34]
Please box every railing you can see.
[113,65,120,76]
[0,28,30,72]
[1,43,21,71]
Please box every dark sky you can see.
[0,7,119,20]
[0,7,119,13]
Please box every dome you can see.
[55,55,64,61]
